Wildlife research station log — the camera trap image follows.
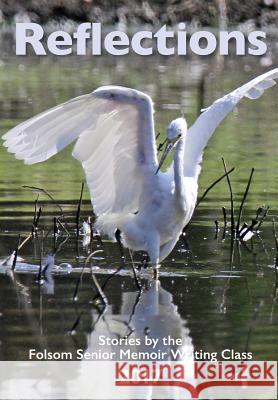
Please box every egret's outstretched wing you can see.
[183,68,278,179]
[3,86,158,215]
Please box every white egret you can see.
[3,68,278,269]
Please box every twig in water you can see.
[91,270,108,306]
[53,217,59,236]
[12,235,21,271]
[93,264,125,302]
[76,182,85,238]
[272,218,278,252]
[123,290,142,338]
[214,220,219,239]
[56,218,70,236]
[7,233,32,271]
[183,165,234,233]
[32,195,39,235]
[240,238,255,255]
[22,185,65,219]
[196,167,235,208]
[222,158,235,234]
[272,219,278,271]
[270,278,278,323]
[72,250,104,302]
[70,298,108,334]
[3,234,32,269]
[37,243,43,284]
[70,312,83,333]
[53,236,69,256]
[32,206,42,236]
[255,206,264,221]
[256,206,270,231]
[236,168,255,235]
[88,216,94,246]
[18,234,32,251]
[222,207,227,230]
[72,271,83,303]
[36,207,42,229]
[53,217,59,253]
[229,235,235,271]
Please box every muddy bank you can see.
[0,0,277,28]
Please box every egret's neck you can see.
[173,138,185,206]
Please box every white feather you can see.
[3,86,158,217]
[183,68,278,179]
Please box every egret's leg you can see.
[153,267,159,280]
[115,228,125,259]
[146,232,160,278]
[115,229,141,290]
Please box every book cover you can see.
[0,1,277,399]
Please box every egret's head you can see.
[156,117,187,174]
[167,117,187,142]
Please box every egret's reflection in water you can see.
[82,278,195,399]
[86,279,193,360]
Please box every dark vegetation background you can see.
[0,0,277,27]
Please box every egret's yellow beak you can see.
[155,139,174,175]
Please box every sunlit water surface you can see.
[0,53,277,366]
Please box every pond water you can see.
[0,52,277,370]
